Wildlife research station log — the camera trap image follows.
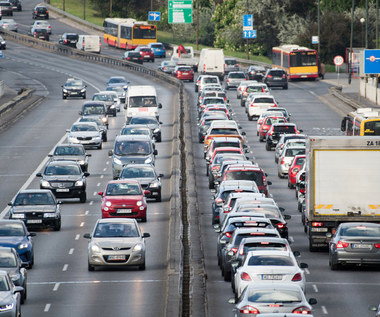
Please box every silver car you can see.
[0,19,17,32]
[0,270,23,316]
[229,283,317,315]
[66,122,102,150]
[84,218,150,271]
[274,134,307,164]
[225,71,247,90]
[277,146,305,178]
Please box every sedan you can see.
[0,19,17,32]
[287,154,306,189]
[0,247,27,303]
[234,250,308,298]
[119,164,163,202]
[66,122,103,150]
[84,218,150,271]
[49,143,91,172]
[0,220,35,269]
[329,222,380,270]
[79,116,108,142]
[8,189,61,231]
[122,51,143,64]
[61,78,86,99]
[36,160,90,203]
[0,270,23,315]
[99,180,149,222]
[106,76,130,87]
[229,283,317,315]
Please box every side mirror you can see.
[7,202,12,206]
[308,298,317,305]
[158,103,162,109]
[267,181,272,186]
[159,121,163,124]
[293,250,301,257]
[84,172,90,177]
[279,207,285,212]
[57,201,63,204]
[220,239,227,245]
[153,149,158,156]
[284,214,291,220]
[228,298,236,305]
[83,233,91,239]
[78,111,83,115]
[86,153,92,157]
[108,150,113,156]
[28,232,36,237]
[143,233,150,238]
[299,262,308,269]
[36,173,42,177]
[13,286,24,294]
[48,154,52,157]
[98,191,103,196]
[241,131,246,136]
[66,129,70,133]
[158,173,164,178]
[299,129,303,133]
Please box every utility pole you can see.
[196,0,199,50]
[246,0,249,60]
[110,0,112,17]
[317,0,320,55]
[349,0,354,84]
[63,0,65,11]
[366,0,368,48]
[83,0,85,20]
[377,0,379,48]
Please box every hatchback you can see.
[0,270,23,315]
[32,5,48,19]
[263,68,288,89]
[62,78,86,99]
[122,51,143,64]
[225,71,247,90]
[225,58,239,74]
[246,94,278,121]
[287,155,306,188]
[158,60,177,74]
[58,33,79,48]
[134,46,154,62]
[247,65,266,81]
[173,65,194,81]
[277,146,306,178]
[258,116,287,142]
[266,123,302,151]
[148,42,166,58]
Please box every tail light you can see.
[300,188,305,194]
[240,272,251,281]
[374,243,380,248]
[276,223,285,229]
[280,158,285,165]
[227,78,230,82]
[230,247,238,254]
[282,74,286,78]
[236,63,239,67]
[312,222,323,227]
[336,241,349,248]
[215,198,223,205]
[127,57,131,60]
[291,273,302,281]
[239,306,259,314]
[292,307,311,314]
[203,64,205,72]
[46,10,49,13]
[267,75,273,78]
[64,39,67,44]
[225,232,233,238]
[250,103,258,107]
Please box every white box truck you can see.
[197,48,225,80]
[304,136,380,251]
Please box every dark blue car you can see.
[0,220,35,269]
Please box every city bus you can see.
[103,18,157,50]
[341,108,380,136]
[272,45,318,79]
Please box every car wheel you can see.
[80,192,87,203]
[103,134,107,142]
[241,101,245,107]
[248,115,253,121]
[278,170,283,178]
[195,86,198,92]
[62,94,66,99]
[156,194,162,202]
[265,144,271,151]
[283,84,288,90]
[88,262,95,271]
[199,136,203,143]
[224,267,231,282]
[329,258,339,270]
[208,179,214,189]
[82,93,86,99]
[141,216,147,223]
[98,142,102,150]
[259,136,264,142]
[298,202,302,212]
[54,219,61,231]
[139,262,146,270]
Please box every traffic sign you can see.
[148,11,161,21]
[312,36,319,44]
[364,49,380,74]
[243,14,253,31]
[243,30,256,39]
[0,51,3,58]
[333,55,344,66]
[168,0,193,24]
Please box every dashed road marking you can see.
[44,304,51,312]
[53,283,60,291]
[69,248,74,255]
[312,284,318,293]
[75,234,80,240]
[62,264,68,271]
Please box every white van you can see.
[76,35,101,53]
[125,85,162,122]
[197,48,225,80]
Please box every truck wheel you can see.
[309,239,318,252]
[248,115,253,121]
[265,144,271,151]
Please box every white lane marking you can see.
[288,236,294,243]
[305,268,310,275]
[97,183,101,187]
[93,191,97,196]
[53,283,60,291]
[85,210,89,216]
[89,201,94,206]
[322,306,328,314]
[44,304,51,312]
[29,279,165,285]
[106,161,109,165]
[100,175,104,179]
[62,264,68,271]
[80,222,85,227]
[69,248,74,255]
[75,234,80,240]
[103,168,107,171]
[312,284,318,293]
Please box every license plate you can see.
[182,72,189,75]
[56,189,69,192]
[352,244,372,249]
[311,227,328,232]
[108,255,126,261]
[262,274,282,280]
[27,219,42,224]
[117,209,132,213]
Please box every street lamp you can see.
[360,17,365,48]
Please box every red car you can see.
[98,180,149,222]
[258,116,287,142]
[173,66,194,81]
[135,46,155,62]
[288,154,306,189]
[201,105,230,119]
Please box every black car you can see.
[263,68,288,89]
[122,51,143,64]
[36,161,90,203]
[119,164,163,202]
[0,35,6,49]
[0,2,13,16]
[32,5,48,19]
[128,116,162,142]
[8,189,61,231]
[32,28,49,41]
[246,65,266,81]
[265,123,300,150]
[49,143,91,172]
[9,0,21,11]
[58,33,79,48]
[62,78,86,99]
[79,116,108,142]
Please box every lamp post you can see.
[348,0,354,84]
[360,18,365,48]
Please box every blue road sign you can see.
[243,14,253,30]
[0,51,3,58]
[364,49,380,74]
[243,30,256,39]
[149,11,161,21]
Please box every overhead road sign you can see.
[243,14,253,31]
[168,0,193,24]
[149,11,161,21]
[243,30,256,39]
[364,49,380,74]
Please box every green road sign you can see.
[168,0,193,24]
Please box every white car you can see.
[246,94,278,121]
[234,250,308,298]
[274,134,307,163]
[277,146,306,178]
[0,18,17,32]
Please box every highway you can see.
[0,0,380,316]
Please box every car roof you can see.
[107,179,140,185]
[211,137,241,143]
[55,143,85,148]
[220,180,259,188]
[47,160,81,166]
[72,121,98,127]
[115,134,152,141]
[17,189,53,194]
[226,165,263,171]
[240,236,289,244]
[97,218,137,225]
[244,282,304,291]
[83,101,105,106]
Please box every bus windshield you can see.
[364,120,380,135]
[133,26,156,39]
[290,51,317,67]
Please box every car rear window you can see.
[204,78,218,84]
[248,255,293,266]
[341,225,380,237]
[66,35,78,40]
[274,126,296,133]
[229,73,246,78]
[140,48,151,52]
[178,67,192,71]
[295,157,305,165]
[225,60,237,65]
[225,171,264,186]
[254,97,274,103]
[269,70,286,77]
[129,52,141,57]
[285,148,305,157]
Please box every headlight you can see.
[62,89,68,92]
[153,128,160,133]
[41,180,51,188]
[110,105,115,109]
[102,117,107,123]
[78,160,85,165]
[43,213,56,218]
[75,180,84,186]
[144,157,153,164]
[136,201,142,206]
[105,201,112,207]
[150,181,159,188]
[132,244,143,252]
[18,243,28,250]
[81,89,86,92]
[0,303,14,311]
[1,41,5,45]
[113,157,123,166]
[68,136,79,144]
[9,273,20,281]
[90,244,101,253]
[11,213,24,219]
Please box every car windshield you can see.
[341,225,380,237]
[269,70,286,77]
[129,96,157,108]
[274,126,296,133]
[0,223,25,236]
[247,86,264,93]
[94,223,139,238]
[54,146,85,156]
[45,164,81,175]
[106,183,142,196]
[121,167,155,178]
[210,128,239,135]
[108,78,126,84]
[121,127,150,136]
[265,118,286,125]
[93,94,114,102]
[0,276,10,291]
[225,171,264,186]
[71,124,97,132]
[83,105,105,115]
[129,117,157,125]
[247,290,302,303]
[0,252,16,268]
[65,80,83,88]
[14,193,55,206]
[115,141,151,155]
[248,255,293,266]
[225,60,237,65]
[239,207,281,219]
